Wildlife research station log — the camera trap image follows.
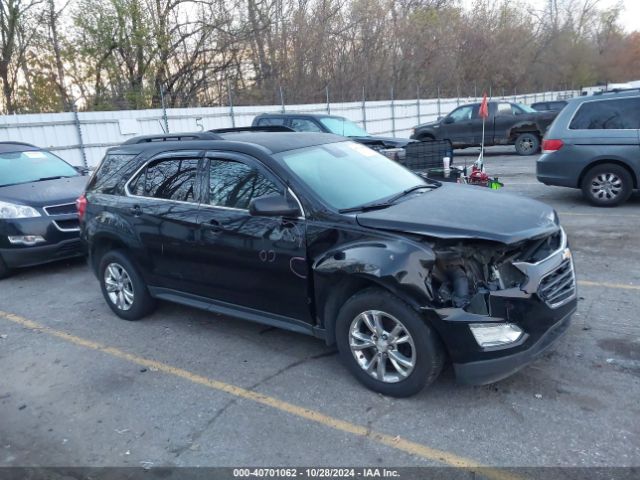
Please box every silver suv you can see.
[536,90,640,206]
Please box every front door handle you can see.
[130,205,142,217]
[201,219,221,231]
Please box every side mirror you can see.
[443,117,454,124]
[437,116,443,121]
[249,193,301,218]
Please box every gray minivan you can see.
[536,90,640,206]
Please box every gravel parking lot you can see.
[1,148,639,474]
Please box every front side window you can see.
[129,158,199,202]
[276,141,425,211]
[0,149,78,187]
[208,159,282,210]
[448,106,474,123]
[570,98,640,129]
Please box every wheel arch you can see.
[508,123,541,140]
[89,234,130,275]
[312,238,437,346]
[577,159,638,189]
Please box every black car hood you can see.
[0,175,88,207]
[351,136,412,148]
[356,183,558,245]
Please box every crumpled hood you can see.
[0,175,88,208]
[356,183,559,245]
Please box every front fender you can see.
[312,237,437,322]
[412,128,439,140]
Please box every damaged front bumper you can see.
[430,229,577,385]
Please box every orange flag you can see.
[479,92,489,118]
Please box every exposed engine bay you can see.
[426,230,563,309]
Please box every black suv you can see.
[0,142,87,278]
[81,130,577,397]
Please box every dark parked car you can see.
[252,112,410,151]
[537,89,640,207]
[411,101,558,155]
[0,142,87,278]
[531,101,567,112]
[81,130,576,397]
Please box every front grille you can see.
[53,219,80,231]
[539,259,576,308]
[44,203,77,216]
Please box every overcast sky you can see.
[461,0,639,33]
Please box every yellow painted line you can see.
[0,310,521,480]
[578,280,640,291]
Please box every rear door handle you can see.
[130,205,142,217]
[201,219,221,231]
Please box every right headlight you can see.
[0,200,41,219]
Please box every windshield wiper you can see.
[339,201,395,214]
[384,183,439,204]
[339,183,439,214]
[34,175,73,182]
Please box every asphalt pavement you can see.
[1,147,638,475]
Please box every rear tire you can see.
[98,250,156,320]
[335,288,444,397]
[0,256,11,280]
[514,133,540,155]
[581,163,633,207]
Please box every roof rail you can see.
[209,126,295,134]
[122,132,222,144]
[593,87,640,95]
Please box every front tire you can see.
[514,133,540,155]
[581,163,633,207]
[98,250,156,320]
[335,288,444,397]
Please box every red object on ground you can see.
[469,165,490,185]
[479,92,489,119]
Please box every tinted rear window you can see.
[87,153,137,192]
[129,158,199,202]
[570,98,640,129]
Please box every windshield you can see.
[516,103,537,113]
[319,117,370,137]
[276,141,425,210]
[0,150,78,187]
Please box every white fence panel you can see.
[0,90,578,167]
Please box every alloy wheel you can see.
[104,262,135,311]
[590,173,622,201]
[349,310,416,383]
